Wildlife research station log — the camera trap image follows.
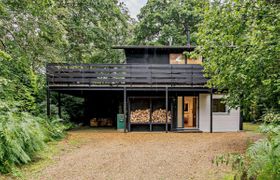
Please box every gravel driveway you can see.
[36,130,259,180]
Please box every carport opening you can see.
[50,91,122,129]
[84,92,122,129]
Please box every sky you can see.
[119,0,148,19]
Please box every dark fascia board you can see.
[112,45,196,52]
[49,87,210,92]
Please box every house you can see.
[46,46,241,132]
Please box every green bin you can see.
[117,114,125,131]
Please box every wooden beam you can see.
[210,88,213,133]
[47,89,51,117]
[165,86,168,133]
[123,87,127,133]
[58,92,61,118]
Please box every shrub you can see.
[0,107,68,174]
[262,111,280,125]
[0,77,69,174]
[214,112,280,180]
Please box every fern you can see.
[0,109,68,173]
[214,112,280,180]
[0,77,69,174]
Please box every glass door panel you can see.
[177,96,197,129]
[184,97,194,128]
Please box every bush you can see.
[262,111,280,125]
[0,76,72,173]
[214,112,280,180]
[0,106,68,174]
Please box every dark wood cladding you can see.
[119,46,195,64]
[47,63,207,87]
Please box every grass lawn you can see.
[243,122,260,133]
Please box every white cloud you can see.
[119,0,147,19]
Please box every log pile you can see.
[152,108,171,123]
[130,109,150,123]
[90,118,113,127]
[130,108,171,123]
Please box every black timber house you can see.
[47,46,240,132]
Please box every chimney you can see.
[168,37,173,46]
[187,28,190,47]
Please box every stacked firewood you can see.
[130,109,150,123]
[90,118,113,127]
[130,108,171,123]
[152,108,171,123]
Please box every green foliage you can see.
[0,0,131,174]
[214,112,280,179]
[246,136,280,179]
[196,0,280,120]
[0,111,67,173]
[243,122,260,133]
[0,112,44,173]
[133,0,207,45]
[0,77,68,174]
[55,0,131,63]
[262,111,280,125]
[59,95,84,122]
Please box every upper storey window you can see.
[169,53,202,65]
[169,53,186,64]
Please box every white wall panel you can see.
[199,94,240,132]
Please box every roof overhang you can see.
[112,45,196,53]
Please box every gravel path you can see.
[36,130,260,180]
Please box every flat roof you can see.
[113,45,196,51]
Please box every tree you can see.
[56,0,131,63]
[133,0,207,45]
[0,0,132,173]
[0,0,131,109]
[197,0,280,120]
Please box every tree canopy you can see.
[0,0,131,110]
[132,0,207,45]
[196,0,280,119]
[0,0,279,174]
[0,0,131,173]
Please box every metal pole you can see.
[47,88,51,117]
[124,87,127,133]
[166,87,168,133]
[128,98,131,132]
[58,92,61,118]
[210,88,213,133]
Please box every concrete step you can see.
[175,129,203,133]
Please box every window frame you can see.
[212,98,229,115]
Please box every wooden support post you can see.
[128,98,131,132]
[47,89,51,117]
[149,98,152,131]
[165,87,168,133]
[58,92,61,118]
[170,99,173,131]
[239,108,243,131]
[210,88,213,133]
[124,87,127,133]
